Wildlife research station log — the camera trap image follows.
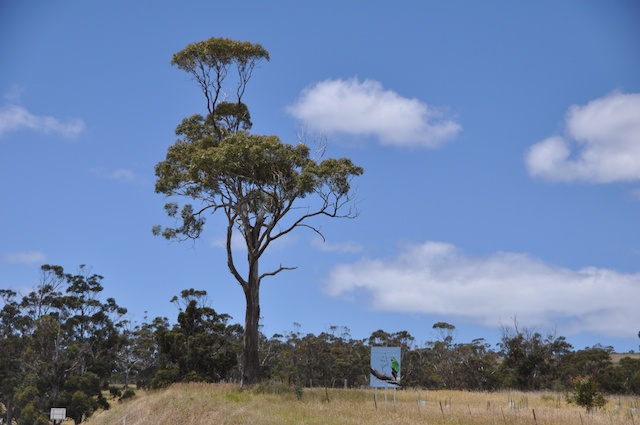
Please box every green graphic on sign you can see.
[370,346,401,388]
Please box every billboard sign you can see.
[370,346,401,388]
[50,408,66,420]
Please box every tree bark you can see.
[241,274,261,386]
[6,395,12,425]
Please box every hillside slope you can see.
[84,382,639,425]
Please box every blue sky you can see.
[1,1,639,352]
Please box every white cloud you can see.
[0,104,85,139]
[324,241,640,338]
[90,167,136,182]
[287,78,461,148]
[3,251,47,266]
[526,92,640,183]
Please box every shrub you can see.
[566,375,606,413]
[120,388,136,401]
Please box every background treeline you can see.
[2,265,640,424]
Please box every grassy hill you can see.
[84,382,640,425]
[611,352,640,363]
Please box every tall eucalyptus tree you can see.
[154,37,363,385]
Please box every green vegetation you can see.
[566,375,607,412]
[3,265,640,424]
[0,265,126,425]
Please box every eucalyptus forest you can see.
[2,264,640,425]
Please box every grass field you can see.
[611,352,640,364]
[82,382,640,425]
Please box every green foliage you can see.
[566,375,607,412]
[404,328,499,391]
[16,402,49,425]
[0,265,126,424]
[263,326,370,389]
[498,322,572,391]
[68,391,92,424]
[598,357,640,394]
[109,386,122,399]
[171,37,269,76]
[170,37,269,139]
[295,384,303,400]
[151,289,241,388]
[120,388,136,401]
[558,345,613,391]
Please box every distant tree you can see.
[368,329,415,351]
[61,265,128,388]
[432,322,456,343]
[454,338,500,391]
[264,325,368,388]
[0,289,28,425]
[115,313,163,390]
[326,326,369,388]
[2,265,126,425]
[426,323,458,388]
[498,320,572,391]
[599,356,640,394]
[558,345,612,389]
[151,289,241,388]
[154,37,363,385]
[402,324,499,390]
[135,316,168,389]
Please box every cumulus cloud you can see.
[287,78,461,148]
[0,104,85,139]
[324,241,640,338]
[526,92,640,183]
[3,251,47,266]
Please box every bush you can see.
[566,375,606,413]
[17,402,50,425]
[109,386,122,399]
[120,388,136,401]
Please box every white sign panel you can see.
[50,408,67,420]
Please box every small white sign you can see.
[50,408,66,420]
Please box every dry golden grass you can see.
[611,353,640,364]
[84,383,640,425]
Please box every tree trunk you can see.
[6,395,12,425]
[241,277,261,386]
